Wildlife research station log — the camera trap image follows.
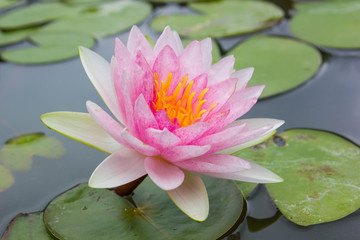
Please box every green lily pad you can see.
[1,213,54,240]
[0,165,14,192]
[0,0,24,10]
[290,1,360,49]
[233,182,258,198]
[39,1,151,37]
[0,3,81,30]
[233,129,360,226]
[1,31,95,64]
[0,29,35,46]
[44,177,243,239]
[150,1,284,38]
[0,133,65,172]
[228,35,322,98]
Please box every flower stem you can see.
[114,175,147,196]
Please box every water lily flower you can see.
[41,26,284,222]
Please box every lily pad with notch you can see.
[44,177,244,240]
[233,129,360,226]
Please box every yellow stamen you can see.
[153,72,217,127]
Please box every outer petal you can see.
[201,162,283,183]
[121,129,160,156]
[217,118,285,154]
[233,67,255,91]
[161,145,211,163]
[175,154,250,173]
[86,101,127,146]
[167,171,209,222]
[144,157,184,191]
[41,112,122,154]
[180,40,202,81]
[207,55,235,86]
[200,38,212,72]
[127,26,153,62]
[89,148,147,188]
[154,26,183,57]
[79,46,123,124]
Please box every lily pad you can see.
[0,3,80,30]
[0,133,65,172]
[39,1,151,37]
[0,0,24,10]
[44,177,243,239]
[150,1,284,38]
[0,165,14,192]
[228,35,322,98]
[0,29,34,46]
[1,31,95,64]
[233,129,360,226]
[290,1,360,49]
[234,182,258,198]
[1,213,54,240]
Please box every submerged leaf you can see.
[0,165,14,192]
[234,129,360,226]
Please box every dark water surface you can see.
[1,1,360,239]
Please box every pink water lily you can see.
[41,26,284,222]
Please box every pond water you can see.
[0,0,360,239]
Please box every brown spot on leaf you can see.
[297,164,343,181]
[252,141,268,150]
[296,135,316,141]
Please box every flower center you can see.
[153,73,216,128]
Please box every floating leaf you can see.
[234,129,360,226]
[39,1,151,37]
[0,28,35,46]
[0,0,24,10]
[290,1,360,49]
[0,133,65,172]
[1,31,95,64]
[228,35,322,98]
[44,177,243,239]
[0,3,81,30]
[151,1,284,38]
[0,165,14,192]
[233,182,258,198]
[1,213,54,240]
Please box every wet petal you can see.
[144,157,184,190]
[167,171,209,222]
[89,148,147,188]
[41,112,122,154]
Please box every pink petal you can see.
[190,73,208,103]
[200,38,212,72]
[79,46,123,124]
[194,122,247,154]
[233,67,254,91]
[127,26,153,62]
[114,38,131,70]
[167,171,209,222]
[175,154,250,173]
[144,128,182,149]
[154,110,177,131]
[161,145,211,162]
[154,26,183,57]
[88,148,147,188]
[201,162,283,183]
[120,70,137,136]
[220,85,265,127]
[86,101,128,146]
[217,118,284,154]
[207,55,235,86]
[133,51,154,104]
[152,45,180,93]
[202,78,237,117]
[180,40,203,81]
[174,121,210,145]
[111,57,127,125]
[120,129,160,156]
[144,157,184,190]
[134,94,159,135]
